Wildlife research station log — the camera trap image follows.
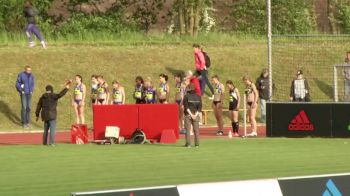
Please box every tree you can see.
[175,0,207,36]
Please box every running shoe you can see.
[233,132,240,137]
[216,130,224,136]
[41,41,47,49]
[246,132,258,137]
[29,42,36,48]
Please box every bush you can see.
[231,0,316,34]
[335,3,350,33]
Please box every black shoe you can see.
[184,144,191,148]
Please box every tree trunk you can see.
[193,0,201,37]
[189,3,194,36]
[179,0,186,35]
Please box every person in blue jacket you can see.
[16,65,35,129]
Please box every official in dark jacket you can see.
[183,83,202,148]
[35,82,71,146]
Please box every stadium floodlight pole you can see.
[267,0,272,101]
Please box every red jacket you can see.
[194,51,206,71]
[190,76,201,96]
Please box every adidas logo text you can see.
[288,110,314,131]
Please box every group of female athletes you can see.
[70,71,259,137]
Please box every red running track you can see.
[0,125,266,145]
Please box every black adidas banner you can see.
[266,102,350,137]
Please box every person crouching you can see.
[35,81,71,146]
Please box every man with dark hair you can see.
[16,65,35,129]
[290,70,310,102]
[193,44,214,98]
[35,81,71,146]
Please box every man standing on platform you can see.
[35,81,71,146]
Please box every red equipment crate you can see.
[71,124,88,144]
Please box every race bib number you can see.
[114,93,121,99]
[159,87,164,93]
[176,87,181,93]
[135,91,142,98]
[74,88,81,95]
[98,87,105,93]
[147,93,153,100]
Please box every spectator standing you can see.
[183,83,202,148]
[23,0,46,48]
[343,51,350,102]
[290,70,310,102]
[35,81,71,146]
[255,68,270,123]
[16,65,35,129]
[193,44,214,98]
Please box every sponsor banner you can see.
[177,179,282,196]
[266,103,332,137]
[331,104,350,137]
[71,186,179,196]
[278,173,350,196]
